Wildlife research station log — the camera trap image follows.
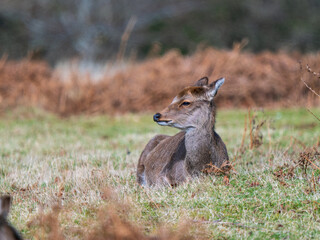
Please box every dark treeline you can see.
[1,0,320,64]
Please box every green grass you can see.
[0,107,319,239]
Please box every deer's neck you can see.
[184,114,215,175]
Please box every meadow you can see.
[0,107,319,239]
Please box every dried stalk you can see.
[117,16,137,62]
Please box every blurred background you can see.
[1,2,320,239]
[0,0,319,115]
[1,0,320,64]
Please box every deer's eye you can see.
[181,101,191,107]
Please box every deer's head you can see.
[153,77,225,131]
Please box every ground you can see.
[0,107,319,239]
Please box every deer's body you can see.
[0,196,23,240]
[137,77,229,187]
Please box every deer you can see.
[0,195,23,240]
[136,77,229,187]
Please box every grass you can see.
[0,107,319,239]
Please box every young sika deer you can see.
[0,195,23,240]
[137,77,229,186]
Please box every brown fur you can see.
[177,87,207,99]
[136,77,229,186]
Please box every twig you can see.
[208,165,224,174]
[283,137,294,155]
[305,156,320,172]
[306,64,320,78]
[248,110,253,150]
[301,78,320,98]
[306,108,320,122]
[240,114,247,152]
[204,164,225,174]
[292,136,307,148]
[299,62,320,122]
[117,16,137,62]
[231,154,237,164]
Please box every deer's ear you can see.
[194,77,209,87]
[0,195,11,218]
[207,78,225,100]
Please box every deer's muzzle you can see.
[153,113,161,122]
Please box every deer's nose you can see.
[153,113,161,122]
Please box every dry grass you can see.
[0,47,319,116]
[1,108,319,239]
[27,191,196,240]
[0,47,319,239]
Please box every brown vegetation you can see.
[0,47,319,116]
[27,190,196,240]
